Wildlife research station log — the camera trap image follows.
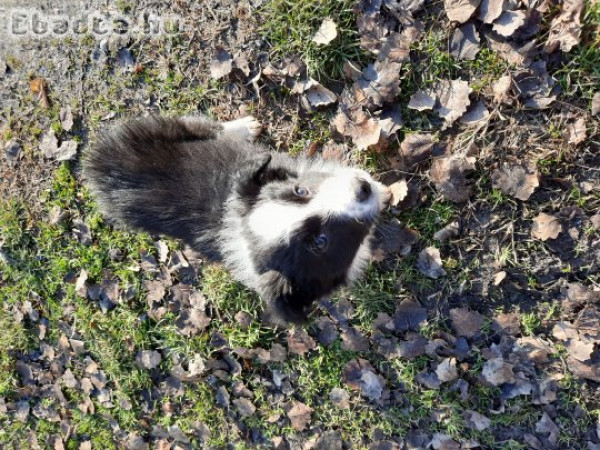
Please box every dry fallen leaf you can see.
[435,358,458,382]
[531,213,562,241]
[399,132,434,168]
[359,370,384,400]
[388,180,408,206]
[430,154,476,203]
[352,61,402,109]
[450,23,480,61]
[535,412,559,446]
[416,246,446,279]
[287,328,316,356]
[566,118,587,145]
[59,106,74,131]
[330,104,382,150]
[312,18,338,45]
[378,32,411,63]
[545,0,584,53]
[492,10,527,37]
[492,75,512,104]
[434,79,472,126]
[298,78,337,108]
[408,90,436,111]
[478,0,504,23]
[491,161,539,201]
[210,48,233,80]
[135,350,162,370]
[449,307,484,338]
[30,77,50,108]
[482,358,515,386]
[286,401,313,431]
[592,92,600,116]
[460,101,490,126]
[444,0,480,23]
[466,410,492,431]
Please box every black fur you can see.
[84,115,385,324]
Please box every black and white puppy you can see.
[83,115,390,323]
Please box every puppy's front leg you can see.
[222,116,262,142]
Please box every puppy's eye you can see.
[294,186,310,197]
[313,234,328,251]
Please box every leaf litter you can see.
[2,0,599,447]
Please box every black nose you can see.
[356,178,372,202]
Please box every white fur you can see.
[222,116,262,141]
[247,168,387,244]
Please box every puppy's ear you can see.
[236,153,296,200]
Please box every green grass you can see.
[260,0,365,80]
[555,0,600,100]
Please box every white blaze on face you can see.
[247,168,387,243]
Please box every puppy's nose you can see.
[356,178,372,202]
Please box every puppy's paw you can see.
[222,115,262,141]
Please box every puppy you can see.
[83,115,390,323]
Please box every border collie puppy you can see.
[84,115,390,323]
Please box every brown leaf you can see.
[545,0,584,53]
[430,154,476,203]
[378,32,411,63]
[30,77,50,108]
[343,358,376,390]
[535,412,559,445]
[492,312,521,336]
[450,23,480,60]
[569,338,594,362]
[435,358,458,382]
[209,48,232,80]
[434,79,472,126]
[353,61,402,109]
[449,308,484,338]
[359,370,384,400]
[592,92,600,116]
[482,358,515,385]
[443,0,480,23]
[135,350,162,370]
[330,104,382,150]
[531,213,562,241]
[394,300,427,332]
[478,0,505,23]
[233,398,256,418]
[312,18,338,45]
[388,180,408,206]
[459,101,489,126]
[492,75,512,104]
[408,89,436,111]
[329,387,350,409]
[287,329,316,356]
[491,161,539,201]
[298,78,337,108]
[59,106,74,131]
[340,327,370,352]
[399,133,434,168]
[416,246,446,279]
[492,10,527,37]
[286,401,312,431]
[566,118,587,145]
[465,410,491,431]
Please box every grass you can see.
[260,0,365,80]
[1,1,599,448]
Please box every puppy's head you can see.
[235,154,390,323]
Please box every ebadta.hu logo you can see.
[0,8,184,39]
